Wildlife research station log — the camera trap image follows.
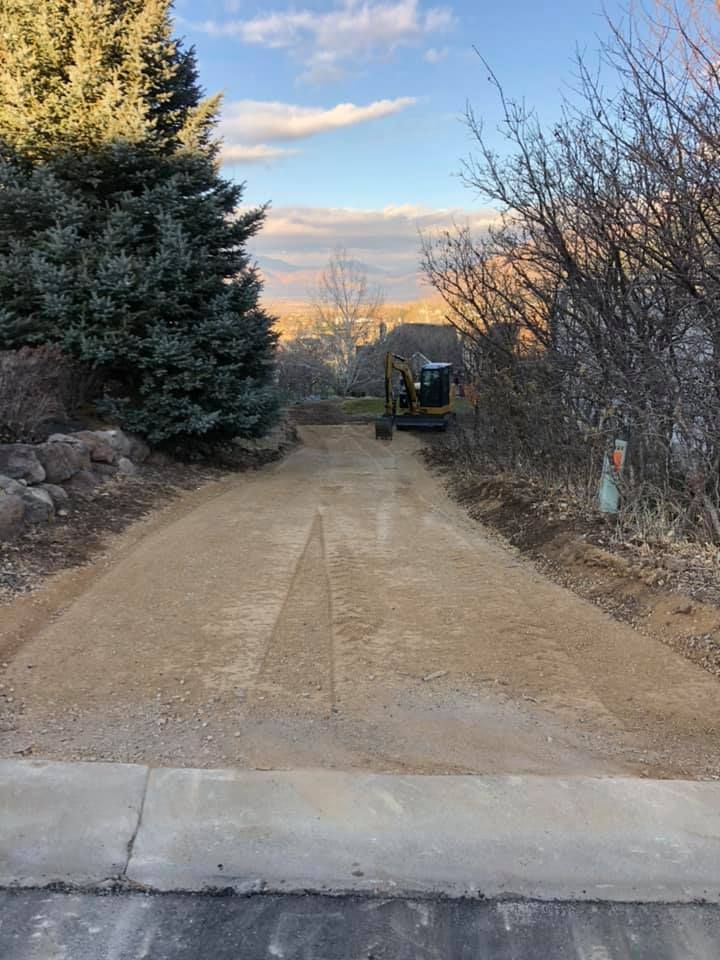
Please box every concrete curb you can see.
[2,761,720,901]
[0,760,147,888]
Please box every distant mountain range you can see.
[255,255,423,302]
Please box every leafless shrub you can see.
[0,345,96,442]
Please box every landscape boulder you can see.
[95,429,149,464]
[39,483,70,506]
[69,431,116,465]
[92,463,119,479]
[0,493,25,540]
[20,486,55,523]
[94,429,133,459]
[117,457,137,476]
[36,440,91,483]
[128,436,150,464]
[47,433,87,446]
[0,474,24,495]
[0,445,46,484]
[65,469,101,496]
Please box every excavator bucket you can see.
[375,416,394,441]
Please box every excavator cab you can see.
[376,353,455,440]
[419,363,452,409]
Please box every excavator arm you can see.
[384,353,419,416]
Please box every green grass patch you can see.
[341,397,386,416]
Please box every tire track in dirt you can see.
[249,512,335,718]
[319,428,397,706]
[317,511,338,718]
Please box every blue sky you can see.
[174,0,626,296]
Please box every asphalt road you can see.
[2,891,720,959]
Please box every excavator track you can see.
[394,414,450,431]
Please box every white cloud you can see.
[221,144,297,163]
[219,97,416,165]
[222,97,416,144]
[424,46,448,63]
[250,204,499,268]
[423,8,453,31]
[198,0,455,80]
[250,204,499,299]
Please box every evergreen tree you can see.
[0,0,278,446]
[0,0,217,159]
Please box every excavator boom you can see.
[384,353,419,416]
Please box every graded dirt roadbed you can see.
[1,425,719,777]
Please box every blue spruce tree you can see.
[0,0,278,447]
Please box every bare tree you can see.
[275,335,336,401]
[310,249,386,396]
[647,0,720,72]
[421,7,720,541]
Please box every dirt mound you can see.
[427,454,720,681]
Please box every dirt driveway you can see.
[1,425,719,777]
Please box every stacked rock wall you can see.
[0,429,150,541]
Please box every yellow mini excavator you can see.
[375,352,455,440]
